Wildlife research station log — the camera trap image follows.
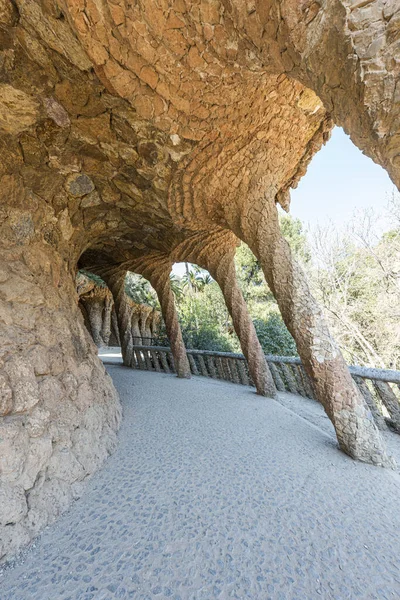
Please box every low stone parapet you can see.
[130,345,400,434]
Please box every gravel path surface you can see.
[1,367,400,600]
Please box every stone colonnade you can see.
[84,227,394,469]
[77,273,161,349]
[1,0,399,562]
[85,255,277,392]
[88,244,276,389]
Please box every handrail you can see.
[136,345,400,382]
[129,344,400,434]
[347,365,400,385]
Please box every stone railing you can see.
[129,345,400,433]
[131,335,169,346]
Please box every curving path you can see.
[1,366,400,600]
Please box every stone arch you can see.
[77,270,161,348]
[78,249,190,377]
[273,1,400,191]
[169,233,277,397]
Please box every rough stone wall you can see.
[0,190,121,561]
[1,0,399,560]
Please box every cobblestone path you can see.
[1,367,400,599]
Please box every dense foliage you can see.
[124,273,158,307]
[308,195,400,368]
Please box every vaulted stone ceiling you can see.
[1,0,334,268]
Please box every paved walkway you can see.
[1,367,400,600]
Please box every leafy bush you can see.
[79,270,107,288]
[182,325,235,352]
[253,314,297,357]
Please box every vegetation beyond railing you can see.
[129,344,400,433]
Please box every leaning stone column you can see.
[243,207,393,467]
[101,292,113,346]
[147,268,191,379]
[110,307,121,347]
[205,253,276,397]
[144,310,154,341]
[131,305,142,346]
[84,296,104,347]
[150,309,161,339]
[102,271,134,367]
[139,306,153,344]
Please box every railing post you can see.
[268,362,285,392]
[372,381,400,432]
[188,353,199,376]
[159,351,170,373]
[293,365,307,397]
[197,354,208,377]
[206,356,218,378]
[229,359,240,384]
[237,359,249,386]
[150,349,162,372]
[353,377,387,431]
[281,363,298,395]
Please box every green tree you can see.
[177,279,236,351]
[182,264,212,292]
[169,273,183,299]
[253,315,297,356]
[309,199,400,368]
[125,272,158,307]
[280,214,311,265]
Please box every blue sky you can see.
[173,127,397,275]
[289,127,396,228]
